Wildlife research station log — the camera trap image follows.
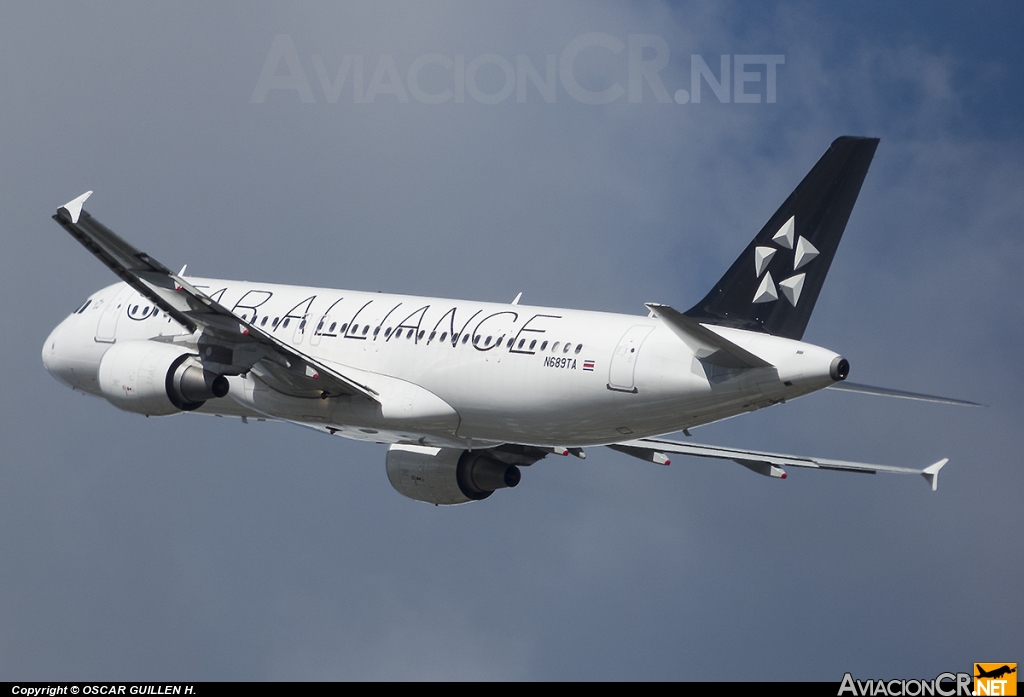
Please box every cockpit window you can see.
[74,299,92,314]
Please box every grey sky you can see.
[1,1,1021,680]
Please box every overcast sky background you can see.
[1,1,1021,681]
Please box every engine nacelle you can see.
[386,444,522,505]
[98,340,229,416]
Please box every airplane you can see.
[975,665,1017,680]
[42,136,978,505]
[974,663,1015,679]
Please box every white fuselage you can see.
[43,278,842,449]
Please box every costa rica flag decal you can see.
[583,359,595,372]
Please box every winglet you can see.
[60,191,93,224]
[922,458,948,491]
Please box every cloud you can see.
[2,0,1021,681]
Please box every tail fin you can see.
[685,136,879,340]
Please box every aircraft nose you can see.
[42,320,69,384]
[42,316,104,393]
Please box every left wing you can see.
[609,437,948,490]
[53,191,379,401]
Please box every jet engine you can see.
[97,340,229,416]
[386,444,523,505]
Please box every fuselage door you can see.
[608,325,654,393]
[94,284,134,343]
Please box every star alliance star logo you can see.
[752,215,819,306]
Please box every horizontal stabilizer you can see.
[828,381,982,407]
[611,436,948,490]
[645,303,772,370]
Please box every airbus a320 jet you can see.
[42,137,976,505]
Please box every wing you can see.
[609,437,948,490]
[53,192,379,401]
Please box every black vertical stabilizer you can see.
[684,136,879,340]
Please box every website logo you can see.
[975,664,1017,696]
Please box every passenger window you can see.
[299,320,306,330]
[429,331,436,341]
[563,343,571,353]
[529,340,536,350]
[462,334,470,344]
[407,328,415,339]
[362,326,369,335]
[351,324,359,333]
[282,318,290,328]
[440,332,448,342]
[373,327,380,336]
[260,317,268,327]
[517,339,525,349]
[273,317,280,328]
[540,341,548,351]
[316,321,324,331]
[575,344,583,354]
[329,322,337,332]
[485,336,493,346]
[417,330,424,340]
[552,342,560,352]
[507,338,514,348]
[340,323,348,333]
